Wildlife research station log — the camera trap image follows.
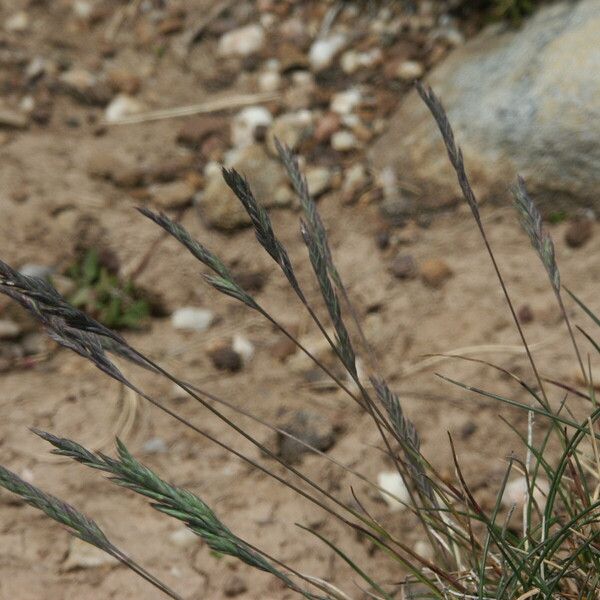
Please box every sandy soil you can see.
[0,2,598,599]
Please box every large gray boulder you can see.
[371,0,600,215]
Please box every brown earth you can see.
[0,2,598,599]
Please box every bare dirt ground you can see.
[0,2,598,599]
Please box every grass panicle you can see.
[34,430,324,600]
[0,463,183,600]
[512,177,560,293]
[1,81,600,599]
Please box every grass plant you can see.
[0,83,599,599]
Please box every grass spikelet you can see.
[512,177,560,293]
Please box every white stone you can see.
[231,106,273,148]
[169,527,198,548]
[171,307,215,332]
[414,540,433,560]
[218,24,265,57]
[5,11,29,33]
[377,471,410,511]
[331,130,359,152]
[341,48,382,74]
[0,319,22,340]
[501,476,549,509]
[305,166,332,197]
[63,538,118,571]
[395,60,425,81]
[258,70,281,93]
[104,94,145,123]
[309,33,347,71]
[232,334,255,364]
[330,88,363,115]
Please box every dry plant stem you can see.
[556,290,587,386]
[416,82,550,411]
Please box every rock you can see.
[331,130,359,152]
[414,540,434,560]
[232,334,254,364]
[231,106,273,148]
[309,33,347,71]
[104,94,145,122]
[371,0,600,213]
[285,71,316,110]
[271,337,297,362]
[565,216,593,248]
[176,116,228,150]
[278,409,335,464]
[420,258,452,288]
[171,307,214,332]
[377,471,410,512]
[340,48,383,75]
[0,108,28,129]
[460,421,477,439]
[142,437,168,454]
[394,60,425,81]
[517,303,534,325]
[501,476,549,509]
[151,180,195,209]
[19,263,53,279]
[59,69,112,106]
[258,70,281,93]
[169,527,198,548]
[314,112,341,144]
[266,110,313,154]
[0,319,22,340]
[106,69,141,95]
[390,254,418,280]
[198,144,291,231]
[342,163,370,204]
[208,343,242,372]
[305,166,332,197]
[87,153,143,187]
[62,537,119,571]
[218,24,265,57]
[5,11,29,33]
[224,574,248,597]
[330,88,363,115]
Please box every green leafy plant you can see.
[65,247,151,329]
[0,84,599,599]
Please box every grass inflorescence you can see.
[0,82,599,599]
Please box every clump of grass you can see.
[0,82,599,599]
[64,247,152,329]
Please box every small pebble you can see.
[517,303,534,325]
[501,476,549,509]
[224,574,248,597]
[305,166,332,197]
[232,106,273,148]
[0,320,22,340]
[218,24,265,57]
[395,60,425,81]
[390,254,418,279]
[151,180,195,209]
[232,334,254,364]
[309,33,347,71]
[5,11,29,33]
[171,307,214,332]
[331,130,359,152]
[169,527,198,548]
[565,217,593,248]
[330,88,362,115]
[19,263,53,279]
[142,437,168,455]
[420,258,453,288]
[208,344,242,372]
[377,471,410,512]
[105,94,145,123]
